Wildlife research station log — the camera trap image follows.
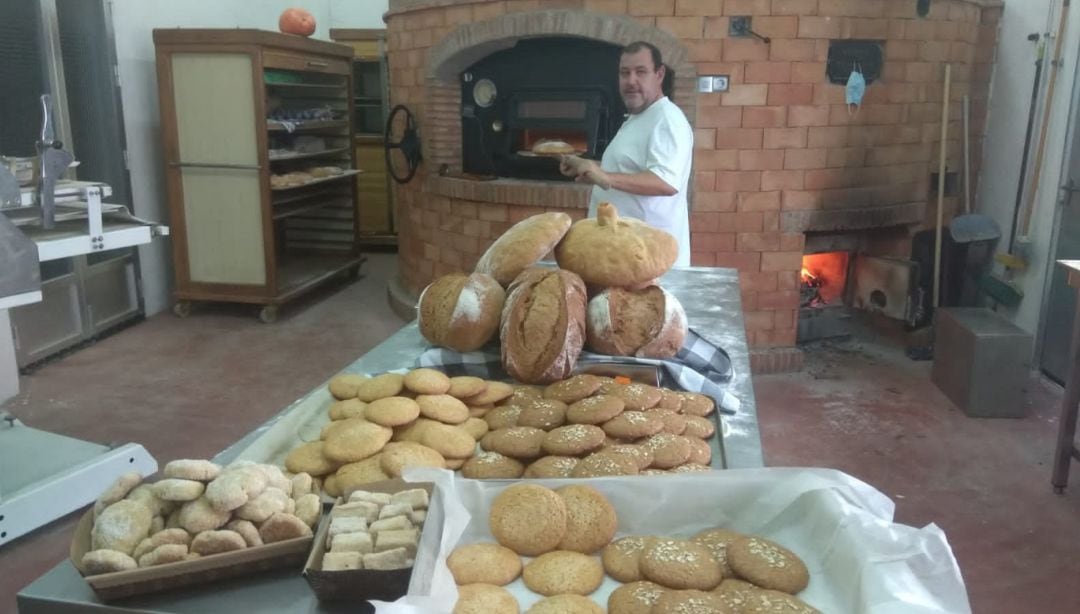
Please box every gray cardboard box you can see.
[932,308,1033,418]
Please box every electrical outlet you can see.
[712,76,730,92]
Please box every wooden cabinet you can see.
[331,29,396,246]
[154,29,364,322]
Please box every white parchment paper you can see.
[374,467,971,614]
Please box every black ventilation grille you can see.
[826,40,884,85]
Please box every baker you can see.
[559,41,694,267]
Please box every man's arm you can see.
[559,156,676,196]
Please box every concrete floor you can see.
[2,252,1078,612]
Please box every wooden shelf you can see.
[276,252,364,301]
[267,119,349,132]
[265,81,345,89]
[270,169,360,192]
[268,147,351,162]
[273,196,350,221]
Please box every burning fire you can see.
[801,267,820,286]
[800,252,849,307]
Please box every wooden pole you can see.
[963,94,972,214]
[935,64,952,310]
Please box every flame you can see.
[801,267,817,283]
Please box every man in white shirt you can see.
[559,41,695,267]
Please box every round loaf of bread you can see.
[586,286,687,359]
[555,203,678,288]
[419,273,505,352]
[500,268,587,384]
[475,212,572,287]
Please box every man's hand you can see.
[559,155,612,190]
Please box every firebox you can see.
[461,37,626,181]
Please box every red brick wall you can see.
[384,0,1000,348]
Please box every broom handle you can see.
[1020,0,1071,238]
[935,64,952,310]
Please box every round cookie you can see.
[380,442,446,477]
[328,373,368,400]
[365,397,421,427]
[525,594,602,614]
[522,550,604,596]
[744,589,820,613]
[484,426,547,460]
[671,463,712,473]
[657,388,685,411]
[461,452,525,479]
[461,417,490,440]
[609,580,668,614]
[177,497,231,534]
[602,535,655,582]
[489,484,567,556]
[335,455,389,493]
[516,399,568,431]
[163,460,221,482]
[600,382,662,410]
[447,543,522,586]
[355,373,405,402]
[446,458,467,470]
[323,474,342,498]
[507,385,543,406]
[641,538,723,591]
[570,451,640,478]
[417,394,470,424]
[454,583,520,614]
[225,519,263,547]
[652,409,688,435]
[652,589,728,614]
[448,376,487,399]
[403,368,451,395]
[323,421,393,463]
[259,512,313,543]
[556,485,617,554]
[714,579,760,613]
[91,500,153,556]
[602,444,655,470]
[484,406,522,430]
[190,529,247,555]
[152,478,205,502]
[467,381,514,406]
[566,395,625,425]
[602,411,664,440]
[293,493,322,528]
[686,437,713,466]
[234,487,289,523]
[81,549,138,575]
[684,415,716,439]
[726,536,809,594]
[641,433,693,469]
[541,424,606,456]
[469,405,492,418]
[641,468,669,476]
[543,374,604,403]
[524,455,580,478]
[321,417,368,441]
[138,543,188,568]
[94,472,143,517]
[393,417,439,443]
[328,398,368,421]
[679,392,716,417]
[420,423,477,459]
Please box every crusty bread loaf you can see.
[532,140,577,155]
[555,203,678,288]
[500,268,587,384]
[418,273,505,352]
[587,286,687,359]
[475,212,572,287]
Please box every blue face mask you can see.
[846,68,866,114]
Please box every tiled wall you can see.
[384,0,1000,349]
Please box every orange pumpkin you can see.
[278,8,316,37]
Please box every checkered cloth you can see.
[415,329,740,415]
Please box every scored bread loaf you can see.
[418,272,505,352]
[587,286,687,359]
[555,203,678,288]
[475,212,572,287]
[500,268,587,384]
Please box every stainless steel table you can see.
[17,267,763,613]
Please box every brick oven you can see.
[383,0,1001,372]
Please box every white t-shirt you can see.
[588,96,694,267]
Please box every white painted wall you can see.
[110,0,388,316]
[977,0,1078,338]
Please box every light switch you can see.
[697,76,714,93]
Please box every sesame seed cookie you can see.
[484,406,523,430]
[461,452,526,479]
[447,543,522,586]
[522,550,604,596]
[525,594,603,614]
[652,589,729,614]
[727,536,809,594]
[641,433,693,469]
[517,398,568,430]
[454,583,519,614]
[651,409,688,435]
[602,444,655,470]
[542,424,606,457]
[556,484,618,554]
[608,580,668,614]
[640,538,723,591]
[542,374,604,404]
[683,415,716,439]
[483,426,547,460]
[713,579,760,612]
[657,388,685,411]
[507,385,544,406]
[678,392,716,417]
[523,455,580,478]
[566,395,626,425]
[686,437,713,466]
[403,368,451,395]
[602,535,655,582]
[743,589,820,613]
[600,382,662,410]
[570,451,640,478]
[602,411,665,440]
[489,484,567,556]
[670,463,712,474]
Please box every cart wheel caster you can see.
[259,306,279,324]
[173,301,191,318]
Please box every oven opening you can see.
[801,252,850,309]
[518,129,588,154]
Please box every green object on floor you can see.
[977,273,1023,307]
